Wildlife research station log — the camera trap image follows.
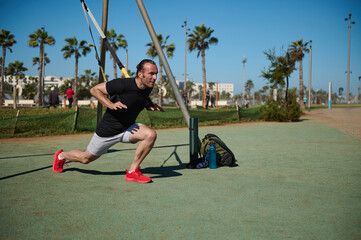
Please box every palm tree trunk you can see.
[74,55,79,107]
[299,59,304,108]
[0,47,6,105]
[13,86,16,109]
[158,59,163,107]
[113,56,117,79]
[13,75,19,109]
[125,48,128,71]
[112,46,117,79]
[36,45,44,107]
[202,50,207,108]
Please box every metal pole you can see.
[359,76,361,103]
[97,0,109,124]
[41,26,45,106]
[347,13,351,104]
[345,11,355,104]
[189,117,198,164]
[328,82,332,109]
[242,56,246,99]
[308,40,312,112]
[182,20,188,92]
[136,0,191,127]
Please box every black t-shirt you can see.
[95,78,152,137]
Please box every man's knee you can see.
[145,129,157,142]
[129,126,157,143]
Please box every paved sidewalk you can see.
[304,107,361,140]
[1,116,360,239]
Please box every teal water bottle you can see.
[209,144,217,169]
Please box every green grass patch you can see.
[0,106,261,138]
[310,104,361,110]
[0,107,97,138]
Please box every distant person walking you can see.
[66,85,74,108]
[48,87,59,108]
[205,91,210,109]
[53,59,164,183]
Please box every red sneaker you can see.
[53,150,66,173]
[125,167,152,183]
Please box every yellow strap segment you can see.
[100,66,108,82]
[121,67,130,78]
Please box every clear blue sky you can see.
[1,0,360,95]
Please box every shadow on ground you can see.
[65,164,186,179]
[0,143,188,181]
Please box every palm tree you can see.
[23,76,37,100]
[7,61,27,109]
[185,80,195,103]
[188,23,218,108]
[32,52,50,68]
[117,34,128,76]
[104,29,123,79]
[105,29,118,79]
[61,36,90,106]
[261,85,270,98]
[104,30,128,79]
[208,82,215,91]
[242,56,246,99]
[0,29,17,105]
[262,48,296,106]
[280,52,296,105]
[146,33,175,107]
[80,69,96,87]
[289,39,309,108]
[28,27,55,106]
[245,79,254,98]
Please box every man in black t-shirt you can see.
[53,59,164,183]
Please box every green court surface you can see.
[1,118,360,239]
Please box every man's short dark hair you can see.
[136,59,156,76]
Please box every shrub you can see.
[286,94,302,121]
[260,94,301,122]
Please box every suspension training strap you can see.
[80,1,107,82]
[80,0,130,78]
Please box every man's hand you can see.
[146,104,164,112]
[109,101,128,111]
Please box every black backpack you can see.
[200,133,237,167]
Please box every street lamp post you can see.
[181,20,190,93]
[345,11,355,104]
[308,40,312,112]
[359,76,361,103]
[242,56,246,100]
[41,26,45,106]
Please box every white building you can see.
[4,75,72,89]
[177,80,234,97]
